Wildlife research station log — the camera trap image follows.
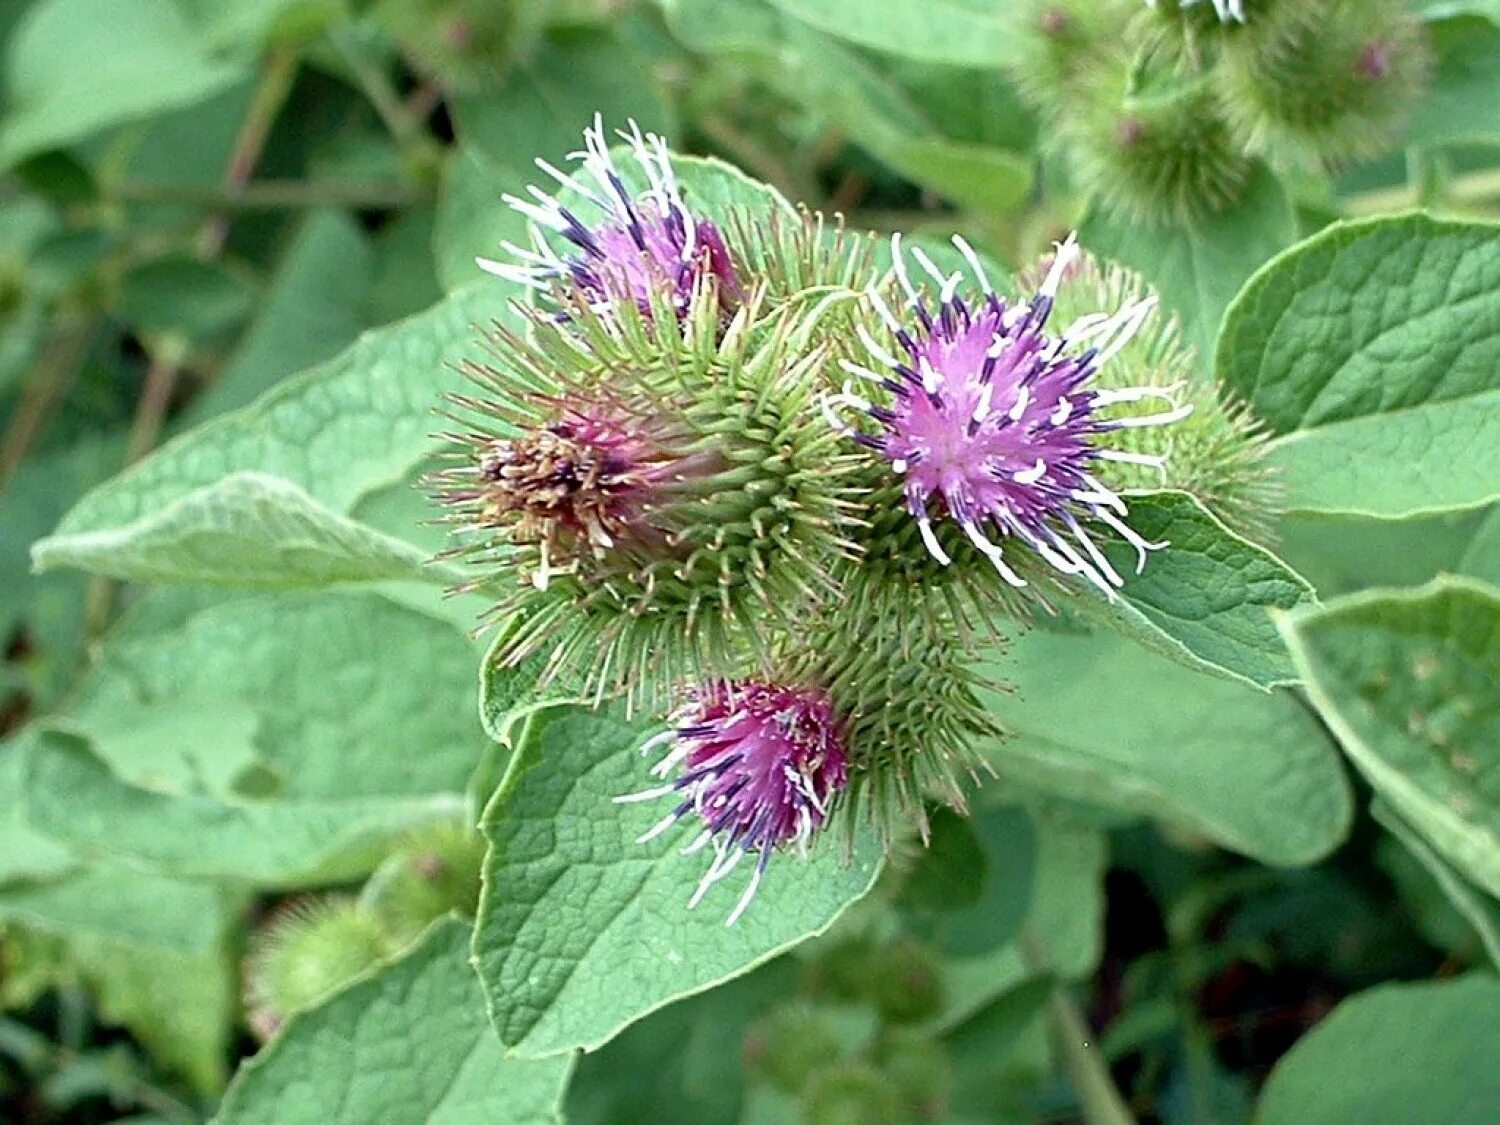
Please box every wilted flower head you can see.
[618,681,850,924]
[1145,0,1245,21]
[479,114,739,317]
[828,234,1191,598]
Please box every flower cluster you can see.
[435,118,1263,921]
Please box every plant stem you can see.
[1344,166,1500,216]
[199,45,300,256]
[109,179,430,210]
[1021,930,1138,1125]
[335,32,422,145]
[696,112,823,206]
[87,43,298,638]
[0,311,98,494]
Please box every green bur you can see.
[436,273,866,706]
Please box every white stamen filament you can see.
[725,858,764,927]
[961,521,1028,588]
[917,513,952,566]
[1095,506,1167,572]
[1039,232,1081,300]
[1100,449,1168,471]
[856,324,903,370]
[1051,397,1073,425]
[614,784,678,804]
[1015,459,1047,485]
[890,233,922,305]
[951,234,993,293]
[1009,385,1031,421]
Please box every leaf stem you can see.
[1021,930,1138,1125]
[198,45,301,257]
[108,179,431,210]
[1343,166,1500,216]
[0,310,99,495]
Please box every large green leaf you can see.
[20,590,485,886]
[977,628,1353,866]
[929,802,1107,1032]
[191,208,373,421]
[472,704,883,1056]
[216,919,575,1124]
[768,0,1013,68]
[1278,577,1500,898]
[1375,801,1500,970]
[1078,490,1316,691]
[0,859,236,1094]
[31,472,451,588]
[33,284,504,582]
[1256,975,1500,1125]
[0,0,246,166]
[1219,214,1500,518]
[450,29,673,181]
[0,734,75,885]
[439,28,673,292]
[1405,15,1500,148]
[1081,166,1296,366]
[23,735,464,886]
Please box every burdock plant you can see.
[432,122,867,704]
[435,122,1211,923]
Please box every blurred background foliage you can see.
[0,0,1498,1121]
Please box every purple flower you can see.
[828,234,1191,597]
[478,115,740,317]
[617,681,851,925]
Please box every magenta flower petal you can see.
[830,234,1191,597]
[617,681,850,925]
[478,115,740,317]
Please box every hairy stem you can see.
[1021,930,1138,1125]
[1344,166,1500,216]
[0,311,98,494]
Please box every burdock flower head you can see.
[828,233,1191,600]
[432,280,864,703]
[618,680,850,925]
[478,114,739,317]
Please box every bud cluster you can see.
[1009,0,1430,220]
[434,118,1273,921]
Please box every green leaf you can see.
[1460,505,1500,584]
[34,284,504,578]
[23,732,464,886]
[472,704,883,1056]
[1081,166,1297,366]
[117,254,258,344]
[31,471,451,588]
[192,209,372,421]
[1256,975,1500,1125]
[930,804,1106,1032]
[767,0,1013,68]
[452,29,672,174]
[1277,506,1492,599]
[434,149,529,294]
[1277,577,1500,898]
[216,918,575,1125]
[1406,16,1500,148]
[1219,213,1500,518]
[1077,490,1316,691]
[977,628,1353,866]
[0,859,236,1094]
[0,735,75,885]
[1375,801,1500,970]
[0,0,246,166]
[23,590,486,886]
